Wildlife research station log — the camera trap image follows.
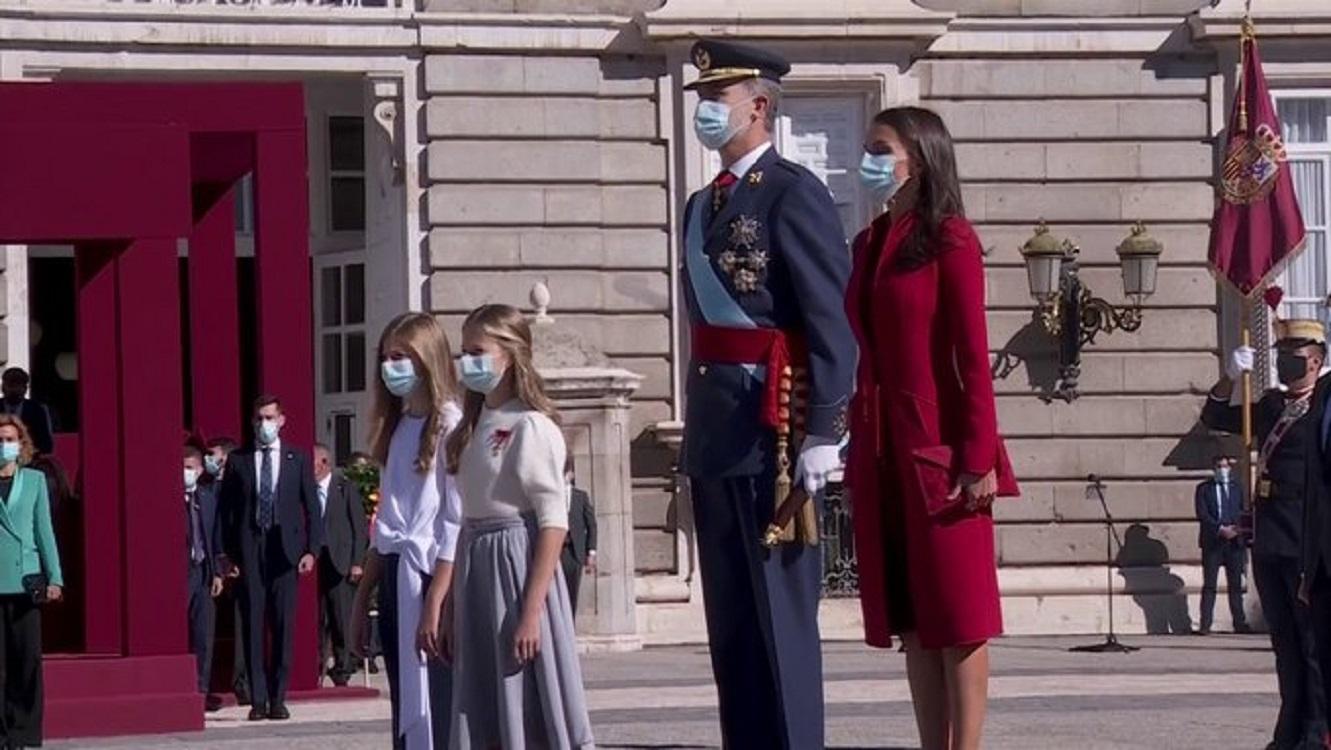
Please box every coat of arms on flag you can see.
[1221,123,1288,206]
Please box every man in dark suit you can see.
[678,39,856,750]
[220,395,323,721]
[1,368,54,456]
[1194,455,1250,635]
[312,444,367,687]
[183,445,224,712]
[560,460,596,619]
[205,436,253,706]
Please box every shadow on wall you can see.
[1116,522,1193,635]
[1165,422,1243,473]
[990,314,1064,400]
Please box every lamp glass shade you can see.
[1120,255,1159,298]
[1025,254,1062,300]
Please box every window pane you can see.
[1278,98,1330,144]
[329,116,365,172]
[333,413,354,466]
[1289,158,1327,227]
[330,177,366,232]
[346,332,367,393]
[321,267,342,327]
[322,333,343,394]
[234,174,254,235]
[345,263,366,325]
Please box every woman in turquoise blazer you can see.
[0,414,63,749]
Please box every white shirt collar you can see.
[260,438,282,455]
[727,141,772,181]
[318,473,331,493]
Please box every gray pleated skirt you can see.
[450,516,595,750]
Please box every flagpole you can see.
[1240,299,1254,516]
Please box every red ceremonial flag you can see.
[1207,25,1306,297]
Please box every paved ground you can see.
[52,633,1279,749]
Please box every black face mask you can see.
[1276,352,1309,385]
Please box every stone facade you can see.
[5,0,1331,640]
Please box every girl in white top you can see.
[443,304,594,749]
[350,312,461,750]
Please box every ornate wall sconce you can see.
[1019,221,1164,401]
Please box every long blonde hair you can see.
[445,304,559,473]
[367,312,460,474]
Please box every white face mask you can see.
[184,468,199,490]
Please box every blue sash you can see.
[684,190,763,380]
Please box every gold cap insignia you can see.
[748,171,763,185]
[694,48,712,71]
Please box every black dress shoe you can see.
[1196,627,1212,636]
[268,703,291,721]
[247,704,268,721]
[204,694,224,712]
[1235,622,1254,634]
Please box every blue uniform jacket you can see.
[681,146,856,478]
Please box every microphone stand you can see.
[1070,475,1139,654]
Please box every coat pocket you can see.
[910,445,964,518]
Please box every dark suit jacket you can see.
[320,471,367,576]
[220,444,323,568]
[4,399,54,456]
[188,483,223,580]
[564,487,597,565]
[1194,478,1243,549]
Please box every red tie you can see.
[711,170,739,214]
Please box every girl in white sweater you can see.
[350,312,461,750]
[443,304,594,750]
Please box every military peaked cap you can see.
[1274,318,1326,347]
[685,39,791,91]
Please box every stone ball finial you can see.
[531,281,553,325]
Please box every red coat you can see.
[844,212,1019,650]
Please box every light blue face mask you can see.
[204,454,223,476]
[858,152,903,203]
[184,468,199,491]
[256,419,280,446]
[380,357,419,398]
[0,442,18,465]
[694,97,754,151]
[458,354,503,395]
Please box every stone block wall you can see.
[422,51,678,573]
[913,45,1220,581]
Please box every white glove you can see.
[1226,346,1255,380]
[793,437,842,496]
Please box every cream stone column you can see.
[364,75,412,339]
[530,284,645,652]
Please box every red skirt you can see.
[850,450,1004,651]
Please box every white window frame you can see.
[1272,89,1331,323]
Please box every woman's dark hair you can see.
[871,106,965,269]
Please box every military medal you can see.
[717,215,769,294]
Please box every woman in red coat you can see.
[846,106,1019,750]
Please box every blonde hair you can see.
[0,415,35,466]
[367,312,460,474]
[445,304,559,473]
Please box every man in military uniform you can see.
[678,39,855,750]
[1204,319,1329,750]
